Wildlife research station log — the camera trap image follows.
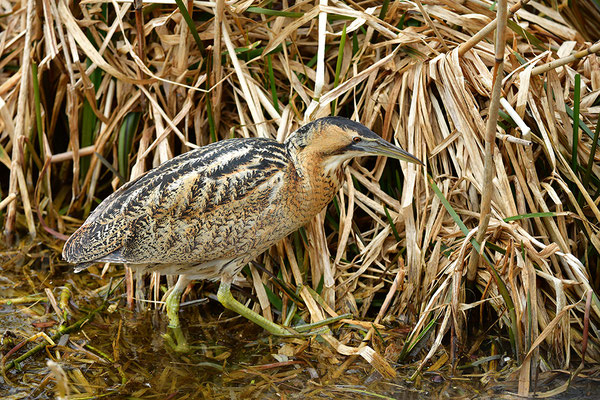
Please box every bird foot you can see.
[275,325,329,337]
[163,326,191,353]
[218,278,352,337]
[284,313,353,337]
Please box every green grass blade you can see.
[0,144,10,168]
[511,49,527,65]
[31,62,43,159]
[498,109,517,129]
[94,151,125,183]
[263,284,283,311]
[565,104,597,141]
[245,6,303,18]
[117,112,140,182]
[205,53,216,143]
[383,205,401,243]
[206,93,216,143]
[283,300,298,326]
[327,15,356,22]
[266,54,280,113]
[398,312,438,361]
[572,73,581,175]
[488,263,519,360]
[398,13,406,30]
[583,118,600,188]
[379,0,390,20]
[506,20,548,52]
[252,261,304,305]
[457,354,502,369]
[174,0,205,53]
[503,211,556,222]
[428,175,470,238]
[332,24,347,114]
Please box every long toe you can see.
[163,327,190,353]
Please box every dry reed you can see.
[1,0,600,397]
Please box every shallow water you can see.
[2,299,429,399]
[1,240,599,399]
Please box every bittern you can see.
[63,117,422,348]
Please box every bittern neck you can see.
[286,146,345,214]
[287,144,347,180]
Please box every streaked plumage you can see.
[64,139,302,279]
[63,116,422,345]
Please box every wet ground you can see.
[2,239,600,399]
[0,300,451,399]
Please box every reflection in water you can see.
[1,241,431,399]
[3,241,598,399]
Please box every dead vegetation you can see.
[1,0,600,398]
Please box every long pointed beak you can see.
[360,138,424,166]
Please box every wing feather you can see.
[63,138,290,264]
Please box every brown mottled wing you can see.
[62,138,290,266]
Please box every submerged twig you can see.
[2,277,115,374]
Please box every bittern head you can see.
[285,116,423,174]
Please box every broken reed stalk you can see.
[580,290,593,368]
[305,0,329,121]
[5,0,36,238]
[414,0,449,52]
[457,0,530,57]
[531,40,600,76]
[133,0,144,67]
[0,193,17,213]
[314,0,328,100]
[212,0,225,134]
[466,0,508,281]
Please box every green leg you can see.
[163,275,191,352]
[217,275,332,337]
[217,276,294,336]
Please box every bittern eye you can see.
[352,137,362,143]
